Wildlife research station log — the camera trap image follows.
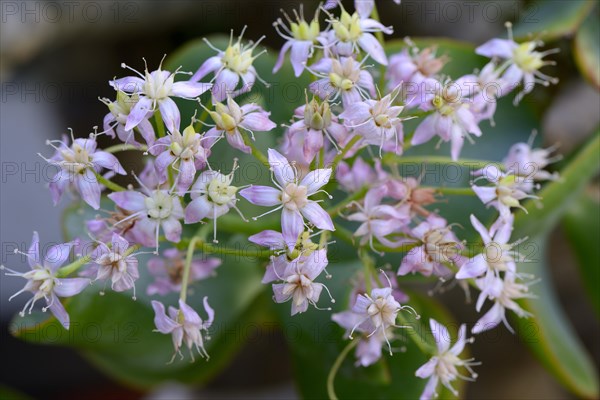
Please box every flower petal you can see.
[184,196,212,223]
[300,168,332,195]
[158,97,181,133]
[54,277,89,297]
[239,185,281,206]
[108,190,146,212]
[171,81,212,98]
[151,300,179,333]
[125,96,153,131]
[300,201,334,231]
[268,148,295,187]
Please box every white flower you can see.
[416,319,478,400]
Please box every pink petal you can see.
[54,277,89,297]
[48,294,70,329]
[290,40,312,77]
[110,76,144,92]
[268,148,295,187]
[455,253,488,279]
[301,168,332,195]
[300,201,334,231]
[273,40,293,74]
[158,97,181,133]
[125,96,153,131]
[241,111,276,132]
[475,38,515,59]
[429,318,451,353]
[191,55,222,82]
[470,214,492,244]
[248,230,285,249]
[358,33,388,65]
[161,217,182,242]
[108,190,146,212]
[239,185,281,206]
[92,152,126,175]
[171,81,212,98]
[151,300,179,333]
[76,170,101,210]
[184,196,212,223]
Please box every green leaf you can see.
[562,188,600,315]
[512,0,596,42]
[512,132,600,399]
[574,10,600,90]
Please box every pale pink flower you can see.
[272,7,326,77]
[411,79,482,161]
[91,233,140,297]
[42,133,126,210]
[148,121,211,194]
[203,97,276,154]
[472,272,533,334]
[416,319,478,399]
[456,214,518,280]
[152,297,215,362]
[240,149,335,235]
[309,57,376,108]
[324,5,393,65]
[271,249,334,315]
[346,185,410,251]
[191,28,266,102]
[476,22,558,105]
[340,85,407,156]
[398,214,463,277]
[184,168,244,243]
[108,186,184,249]
[111,59,211,132]
[2,232,89,329]
[101,90,156,147]
[284,98,348,163]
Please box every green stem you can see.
[155,113,166,138]
[94,171,126,192]
[179,235,274,259]
[180,237,201,303]
[428,186,474,196]
[330,135,361,172]
[240,130,269,167]
[359,249,373,293]
[382,154,503,170]
[104,143,148,154]
[56,255,92,278]
[327,339,359,400]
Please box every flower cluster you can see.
[3,0,562,397]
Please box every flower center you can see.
[222,43,254,74]
[291,19,320,42]
[484,242,512,271]
[145,190,175,220]
[367,295,398,328]
[144,70,174,100]
[436,352,461,381]
[512,42,543,73]
[207,177,237,205]
[25,267,56,295]
[424,229,459,263]
[333,11,362,42]
[282,183,308,211]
